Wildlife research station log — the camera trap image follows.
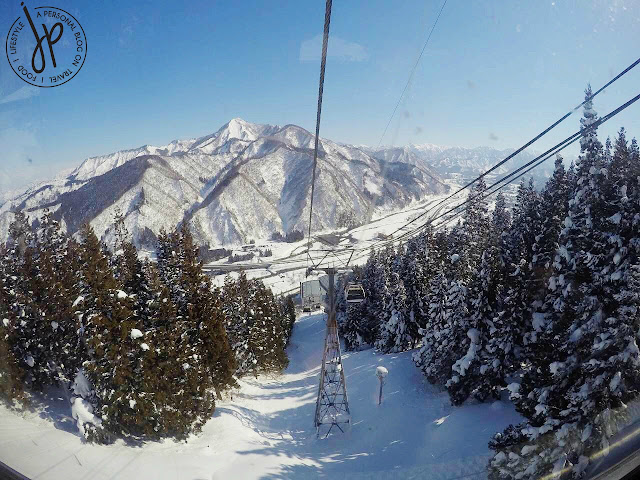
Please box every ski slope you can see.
[0,311,523,480]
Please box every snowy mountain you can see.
[0,119,449,248]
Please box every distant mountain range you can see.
[364,144,550,183]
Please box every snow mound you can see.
[72,369,92,397]
[130,329,143,340]
[71,397,102,439]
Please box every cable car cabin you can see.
[345,284,365,303]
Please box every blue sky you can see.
[1,0,639,190]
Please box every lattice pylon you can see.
[314,270,350,437]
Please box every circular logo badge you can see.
[5,3,87,88]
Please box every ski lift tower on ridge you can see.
[311,266,363,437]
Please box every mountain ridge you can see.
[0,119,450,248]
[0,118,548,248]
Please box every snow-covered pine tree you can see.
[490,87,640,479]
[484,181,543,398]
[0,244,26,405]
[436,274,468,385]
[136,263,202,439]
[221,273,253,375]
[342,301,368,351]
[222,273,289,376]
[470,192,518,402]
[375,268,411,353]
[413,264,449,384]
[171,224,236,396]
[533,154,569,283]
[32,212,83,388]
[111,211,150,301]
[490,192,511,274]
[417,244,470,388]
[461,177,490,277]
[399,232,433,347]
[2,212,54,390]
[249,280,288,373]
[360,249,386,345]
[446,251,497,404]
[280,295,296,345]
[74,223,136,442]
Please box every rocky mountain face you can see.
[0,119,450,248]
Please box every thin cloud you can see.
[300,34,369,62]
[119,15,140,47]
[489,132,499,141]
[0,86,40,105]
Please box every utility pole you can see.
[313,267,351,437]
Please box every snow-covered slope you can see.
[0,119,449,248]
[0,311,523,480]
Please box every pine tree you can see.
[360,249,385,345]
[418,242,469,388]
[137,263,210,439]
[533,154,569,282]
[490,87,640,479]
[375,269,411,353]
[74,223,135,442]
[249,280,288,373]
[0,243,26,405]
[160,224,236,396]
[221,273,290,376]
[342,301,368,351]
[413,265,449,384]
[280,295,296,345]
[462,177,490,277]
[33,212,83,387]
[447,251,497,404]
[399,232,433,346]
[2,212,52,389]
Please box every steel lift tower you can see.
[313,267,351,437]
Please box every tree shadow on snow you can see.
[29,386,78,435]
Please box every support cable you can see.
[306,0,333,273]
[376,0,448,149]
[362,90,640,250]
[376,55,640,245]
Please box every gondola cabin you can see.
[345,284,365,304]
